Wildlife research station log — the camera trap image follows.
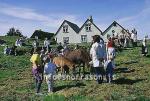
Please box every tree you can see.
[16,29,23,37]
[6,27,23,37]
[7,27,15,36]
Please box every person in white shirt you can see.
[15,39,21,47]
[131,29,137,47]
[90,35,105,84]
[124,35,129,48]
[44,57,56,93]
[44,38,50,49]
[32,40,39,48]
[142,36,148,56]
[131,31,135,47]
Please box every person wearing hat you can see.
[43,56,56,93]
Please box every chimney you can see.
[88,16,93,22]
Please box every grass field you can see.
[0,36,150,101]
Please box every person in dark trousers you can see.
[90,35,105,84]
[10,45,17,56]
[104,55,115,83]
[30,48,43,95]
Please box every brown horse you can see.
[64,48,91,74]
[53,56,76,74]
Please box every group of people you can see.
[90,35,115,84]
[4,45,17,55]
[4,37,26,55]
[29,32,149,95]
[89,30,149,85]
[0,29,140,95]
[32,38,50,49]
[15,38,24,47]
[30,48,56,95]
[110,28,138,50]
[30,39,71,95]
[56,42,70,56]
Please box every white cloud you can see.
[117,4,150,39]
[0,3,80,37]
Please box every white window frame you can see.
[63,25,68,33]
[63,37,69,44]
[85,24,91,32]
[81,35,87,43]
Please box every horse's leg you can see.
[71,66,76,79]
[61,67,63,75]
[78,64,81,76]
[82,62,86,75]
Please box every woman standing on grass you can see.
[106,37,116,59]
[30,48,43,95]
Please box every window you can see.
[85,24,91,32]
[63,37,69,44]
[107,34,110,39]
[35,36,38,40]
[81,35,87,43]
[63,25,68,33]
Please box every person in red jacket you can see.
[106,37,116,65]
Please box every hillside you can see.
[0,36,150,101]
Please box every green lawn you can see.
[0,36,150,101]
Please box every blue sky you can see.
[0,0,150,39]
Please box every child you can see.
[44,57,56,93]
[104,55,115,83]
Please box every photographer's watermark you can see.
[45,74,103,81]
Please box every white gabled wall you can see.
[55,22,79,44]
[103,24,124,42]
[79,21,102,43]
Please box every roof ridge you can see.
[78,18,102,33]
[102,21,129,35]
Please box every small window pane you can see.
[63,37,69,44]
[63,25,68,33]
[85,24,91,32]
[81,35,87,42]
